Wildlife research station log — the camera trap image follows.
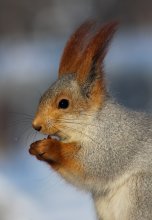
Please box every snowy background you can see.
[0,40,96,220]
[0,0,152,220]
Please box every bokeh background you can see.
[0,0,152,219]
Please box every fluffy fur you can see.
[29,21,152,220]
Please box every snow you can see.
[0,154,95,220]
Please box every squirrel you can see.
[29,21,152,220]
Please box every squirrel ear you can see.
[58,20,96,77]
[76,21,118,84]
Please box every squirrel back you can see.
[29,21,152,220]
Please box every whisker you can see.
[23,128,35,147]
[33,131,38,142]
[8,111,33,118]
[56,118,99,128]
[11,127,32,146]
[7,121,32,129]
[9,118,32,123]
[62,123,100,146]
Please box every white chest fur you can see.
[94,179,131,220]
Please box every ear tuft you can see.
[76,21,118,83]
[59,20,96,77]
[58,21,118,86]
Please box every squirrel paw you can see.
[29,138,61,164]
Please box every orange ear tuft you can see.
[58,21,118,86]
[76,21,118,83]
[58,20,96,77]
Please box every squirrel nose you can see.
[33,124,42,131]
[32,120,42,132]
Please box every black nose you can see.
[32,124,42,131]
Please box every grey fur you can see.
[40,73,76,104]
[37,73,152,220]
[82,99,152,220]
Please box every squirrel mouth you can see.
[47,130,69,142]
[47,134,61,141]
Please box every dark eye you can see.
[58,99,69,109]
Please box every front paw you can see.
[29,138,61,163]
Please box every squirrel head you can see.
[32,21,117,142]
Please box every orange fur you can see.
[29,138,83,174]
[30,21,118,180]
[59,21,117,85]
[59,20,96,77]
[58,21,117,108]
[90,79,105,107]
[76,22,118,83]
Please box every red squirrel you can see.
[29,21,152,220]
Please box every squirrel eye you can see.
[58,99,69,109]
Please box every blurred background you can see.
[0,0,152,219]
